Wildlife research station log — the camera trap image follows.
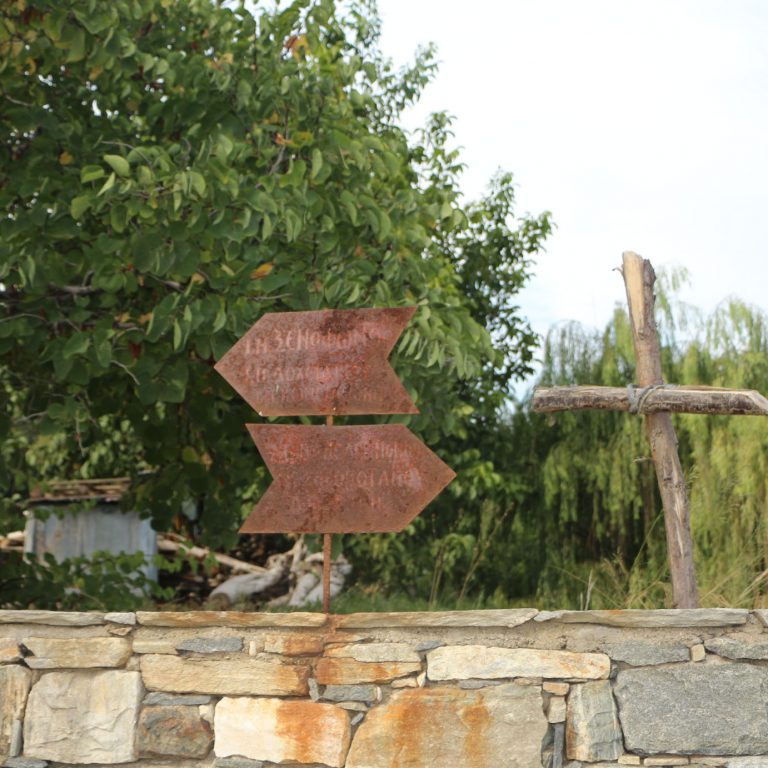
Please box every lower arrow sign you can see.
[240,425,456,533]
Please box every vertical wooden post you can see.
[323,414,333,614]
[622,251,699,608]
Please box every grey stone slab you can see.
[3,759,48,768]
[137,705,213,757]
[321,683,379,702]
[615,663,768,754]
[566,681,622,762]
[215,758,264,768]
[543,722,565,768]
[536,609,748,627]
[458,679,505,689]
[725,760,768,768]
[143,692,212,706]
[176,636,243,654]
[415,640,444,652]
[704,633,768,660]
[0,666,32,759]
[598,640,689,666]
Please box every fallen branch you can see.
[157,534,266,575]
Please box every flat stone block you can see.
[704,633,768,660]
[644,757,690,766]
[345,683,548,768]
[325,643,420,663]
[336,608,538,629]
[23,670,142,764]
[132,639,177,654]
[104,612,136,625]
[548,696,566,723]
[316,657,421,685]
[176,636,243,654]
[544,682,570,695]
[321,684,380,703]
[690,644,706,662]
[3,758,48,768]
[536,609,748,628]
[23,637,131,669]
[0,666,32,759]
[215,696,351,767]
[143,692,212,706]
[427,645,610,680]
[140,654,309,696]
[0,640,20,665]
[137,705,213,757]
[0,610,104,626]
[566,681,622,761]
[615,663,768,755]
[136,610,327,627]
[263,633,324,656]
[619,756,642,765]
[599,640,689,666]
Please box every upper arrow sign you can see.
[214,307,418,416]
[240,424,456,533]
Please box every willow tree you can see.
[507,286,768,609]
[0,0,551,605]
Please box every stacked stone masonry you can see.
[1,608,768,767]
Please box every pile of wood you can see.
[0,530,351,609]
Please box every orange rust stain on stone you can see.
[263,633,325,656]
[349,688,492,767]
[457,692,492,767]
[273,698,351,767]
[316,657,421,685]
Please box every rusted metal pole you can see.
[323,414,333,614]
[622,251,699,608]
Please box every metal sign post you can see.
[215,307,455,613]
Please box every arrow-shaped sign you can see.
[240,425,456,533]
[215,307,418,416]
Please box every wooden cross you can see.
[532,251,768,608]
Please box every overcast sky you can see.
[376,0,768,351]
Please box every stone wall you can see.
[1,607,768,768]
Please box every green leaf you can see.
[63,333,90,357]
[70,195,91,220]
[81,166,106,183]
[311,148,323,180]
[98,172,116,196]
[189,171,206,197]
[173,319,182,350]
[104,154,130,177]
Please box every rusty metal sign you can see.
[240,424,456,534]
[215,305,456,612]
[214,307,418,416]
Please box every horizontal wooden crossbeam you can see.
[532,384,768,416]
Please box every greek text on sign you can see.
[214,307,418,416]
[240,425,455,533]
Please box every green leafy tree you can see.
[1,0,551,605]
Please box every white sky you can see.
[376,0,768,348]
